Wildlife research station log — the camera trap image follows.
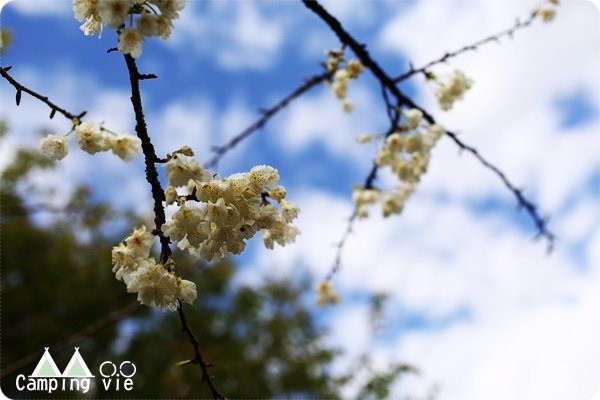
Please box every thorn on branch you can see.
[49,109,57,119]
[138,73,157,80]
[1,66,86,121]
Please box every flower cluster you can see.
[324,48,364,113]
[112,225,197,310]
[73,0,185,58]
[161,149,300,262]
[353,109,444,218]
[434,70,474,111]
[316,281,340,307]
[40,121,141,161]
[535,0,559,22]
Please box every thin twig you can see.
[393,12,537,82]
[205,71,332,169]
[123,54,224,399]
[0,66,87,122]
[445,129,555,250]
[326,209,357,281]
[177,300,224,400]
[0,301,141,378]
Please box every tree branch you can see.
[326,209,357,281]
[444,129,554,249]
[0,301,141,379]
[393,12,538,82]
[122,54,224,400]
[302,0,555,280]
[0,66,87,122]
[123,54,172,263]
[176,300,224,400]
[205,71,331,169]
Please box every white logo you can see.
[15,347,136,394]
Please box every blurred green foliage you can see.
[0,130,418,399]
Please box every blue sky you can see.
[1,0,599,399]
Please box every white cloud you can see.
[276,82,386,167]
[2,0,70,16]
[146,98,214,161]
[170,1,284,70]
[249,185,600,399]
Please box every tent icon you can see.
[30,347,61,378]
[62,347,94,378]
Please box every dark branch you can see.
[326,209,358,281]
[138,73,158,80]
[445,130,555,250]
[301,0,421,112]
[0,66,87,122]
[177,301,224,400]
[205,70,332,169]
[393,12,538,82]
[123,54,171,263]
[123,54,224,400]
[0,301,141,379]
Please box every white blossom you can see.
[346,59,364,78]
[112,226,197,310]
[124,225,154,258]
[382,184,414,217]
[118,27,143,58]
[177,278,197,305]
[154,0,186,20]
[280,200,300,223]
[126,259,180,310]
[111,243,138,283]
[75,121,110,154]
[355,133,373,144]
[316,281,340,307]
[136,12,159,36]
[268,185,287,202]
[99,0,132,28]
[341,99,354,113]
[435,70,473,111]
[537,6,557,22]
[324,49,364,111]
[166,154,212,187]
[80,15,103,36]
[40,134,69,161]
[162,160,300,261]
[331,81,347,99]
[365,122,445,217]
[165,185,177,205]
[352,188,378,207]
[155,15,173,40]
[110,133,141,161]
[73,0,98,22]
[402,108,423,129]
